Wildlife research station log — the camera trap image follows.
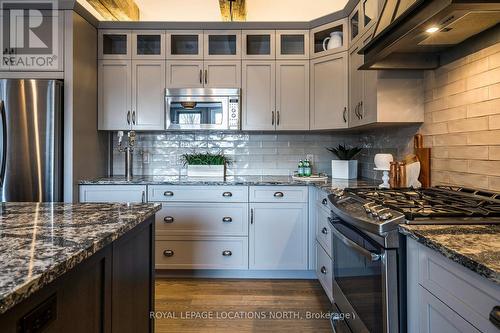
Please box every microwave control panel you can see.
[228,98,240,130]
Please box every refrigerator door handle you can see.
[0,101,7,187]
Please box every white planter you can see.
[187,165,225,178]
[331,160,358,179]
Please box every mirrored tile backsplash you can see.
[112,125,419,179]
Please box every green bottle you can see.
[304,159,312,177]
[298,160,304,177]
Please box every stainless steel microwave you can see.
[165,88,240,130]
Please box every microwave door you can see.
[166,97,229,130]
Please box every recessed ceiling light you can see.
[426,26,439,33]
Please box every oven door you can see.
[166,96,229,130]
[329,215,399,333]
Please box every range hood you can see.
[359,0,500,70]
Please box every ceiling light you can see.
[426,26,439,33]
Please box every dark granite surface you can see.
[0,202,161,314]
[400,224,500,285]
[78,175,378,194]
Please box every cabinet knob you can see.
[222,192,232,197]
[222,250,232,257]
[222,217,232,223]
[320,266,327,274]
[322,198,327,205]
[163,216,174,223]
[322,227,329,235]
[164,191,174,197]
[163,250,174,257]
[274,192,284,198]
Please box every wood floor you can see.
[154,278,333,333]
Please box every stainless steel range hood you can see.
[359,0,500,70]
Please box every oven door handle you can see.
[330,221,382,262]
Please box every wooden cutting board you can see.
[414,134,431,187]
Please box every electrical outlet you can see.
[142,150,150,164]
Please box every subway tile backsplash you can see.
[112,126,419,180]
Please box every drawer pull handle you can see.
[163,191,174,197]
[274,192,284,198]
[322,227,328,235]
[163,250,174,257]
[320,266,327,274]
[322,198,327,205]
[222,217,233,223]
[222,250,232,257]
[222,192,233,197]
[163,216,174,223]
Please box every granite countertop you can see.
[79,175,378,194]
[400,224,500,285]
[0,202,161,314]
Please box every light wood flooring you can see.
[155,278,332,333]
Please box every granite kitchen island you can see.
[0,202,160,333]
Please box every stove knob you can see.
[369,205,383,217]
[363,202,375,213]
[379,212,393,221]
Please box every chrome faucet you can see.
[117,131,136,181]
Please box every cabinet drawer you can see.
[418,243,500,333]
[148,185,248,202]
[249,186,308,203]
[315,188,330,211]
[316,241,333,302]
[155,237,248,270]
[79,185,146,203]
[155,203,248,236]
[316,208,332,257]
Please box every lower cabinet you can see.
[249,202,308,270]
[79,185,147,203]
[316,241,333,302]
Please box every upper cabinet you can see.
[242,30,275,59]
[349,0,381,45]
[99,30,131,59]
[166,31,204,59]
[276,30,309,60]
[204,30,241,60]
[310,19,347,59]
[132,31,165,59]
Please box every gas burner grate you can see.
[346,187,500,220]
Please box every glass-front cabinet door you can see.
[99,30,131,59]
[310,19,347,59]
[276,30,309,59]
[132,31,165,59]
[204,30,241,59]
[362,0,379,30]
[243,30,275,59]
[349,5,360,44]
[166,31,204,59]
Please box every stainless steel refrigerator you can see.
[0,79,63,202]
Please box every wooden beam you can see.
[86,0,140,21]
[219,0,246,22]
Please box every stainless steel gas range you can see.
[327,186,500,333]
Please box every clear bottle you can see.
[304,159,312,177]
[298,160,304,177]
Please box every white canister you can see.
[374,154,394,170]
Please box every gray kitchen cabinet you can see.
[249,202,308,270]
[132,30,165,60]
[98,60,132,130]
[276,61,309,130]
[204,30,241,60]
[310,52,348,130]
[349,30,424,127]
[310,19,347,59]
[79,185,147,203]
[348,0,381,46]
[204,60,241,88]
[166,30,204,59]
[242,30,276,59]
[241,61,276,130]
[242,60,308,131]
[276,30,309,60]
[166,60,204,88]
[99,59,165,131]
[131,60,165,130]
[99,30,131,60]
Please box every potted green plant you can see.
[327,144,362,179]
[181,152,230,178]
